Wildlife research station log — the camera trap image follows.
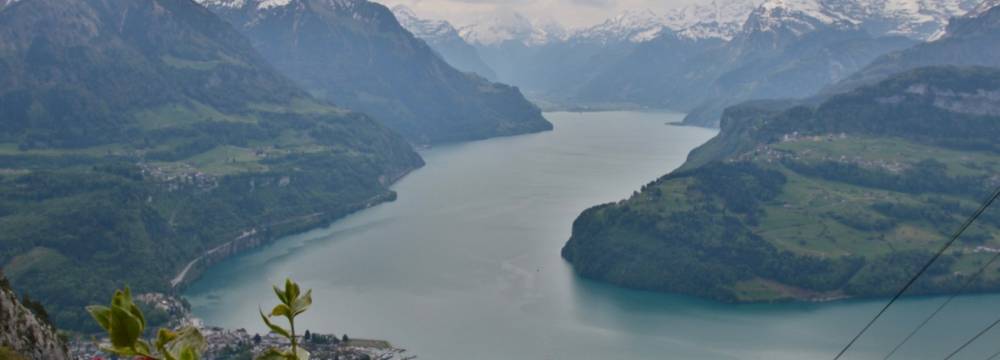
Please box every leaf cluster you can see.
[257,278,313,360]
[87,287,205,360]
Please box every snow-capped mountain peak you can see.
[663,0,763,40]
[743,0,859,37]
[458,11,566,46]
[571,9,667,43]
[196,0,294,10]
[196,0,369,12]
[392,5,456,38]
[824,0,980,40]
[448,0,979,47]
[967,0,1000,17]
[196,0,248,8]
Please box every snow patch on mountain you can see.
[664,0,763,40]
[458,11,567,46]
[257,0,291,10]
[824,0,979,40]
[566,1,762,43]
[197,0,248,8]
[455,0,978,47]
[392,5,455,38]
[197,0,369,11]
[968,0,1000,17]
[743,0,860,37]
[571,9,666,44]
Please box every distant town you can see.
[68,293,415,360]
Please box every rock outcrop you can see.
[0,276,69,360]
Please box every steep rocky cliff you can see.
[0,276,68,360]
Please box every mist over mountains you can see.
[198,0,551,145]
[392,5,497,80]
[398,0,981,125]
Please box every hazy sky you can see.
[374,0,702,29]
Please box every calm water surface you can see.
[185,111,1000,359]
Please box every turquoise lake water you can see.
[185,111,1000,359]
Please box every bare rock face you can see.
[0,277,69,360]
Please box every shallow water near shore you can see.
[185,111,1000,359]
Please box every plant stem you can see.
[290,316,297,358]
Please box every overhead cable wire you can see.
[833,186,1000,360]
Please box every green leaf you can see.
[128,301,146,329]
[86,305,112,331]
[156,328,179,350]
[273,285,288,305]
[156,328,179,360]
[110,289,125,309]
[109,305,142,349]
[178,347,200,360]
[291,290,312,317]
[163,327,205,360]
[270,304,292,319]
[134,340,153,358]
[285,279,300,304]
[259,309,291,339]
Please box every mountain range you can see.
[828,0,1000,92]
[197,0,551,145]
[426,0,980,124]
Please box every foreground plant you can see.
[87,287,205,360]
[258,278,313,360]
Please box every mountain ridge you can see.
[459,0,969,121]
[391,5,497,80]
[199,0,552,144]
[824,0,1000,94]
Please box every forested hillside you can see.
[200,0,552,145]
[0,0,422,331]
[563,67,1000,302]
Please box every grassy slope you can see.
[563,67,1000,302]
[0,0,424,331]
[0,101,423,330]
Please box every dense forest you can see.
[563,67,1000,302]
[0,0,423,331]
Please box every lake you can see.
[185,111,1000,359]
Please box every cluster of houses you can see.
[68,292,414,360]
[139,162,219,191]
[69,324,413,360]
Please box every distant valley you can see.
[1,0,1000,358]
[400,0,982,126]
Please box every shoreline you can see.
[167,164,420,291]
[165,119,560,292]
